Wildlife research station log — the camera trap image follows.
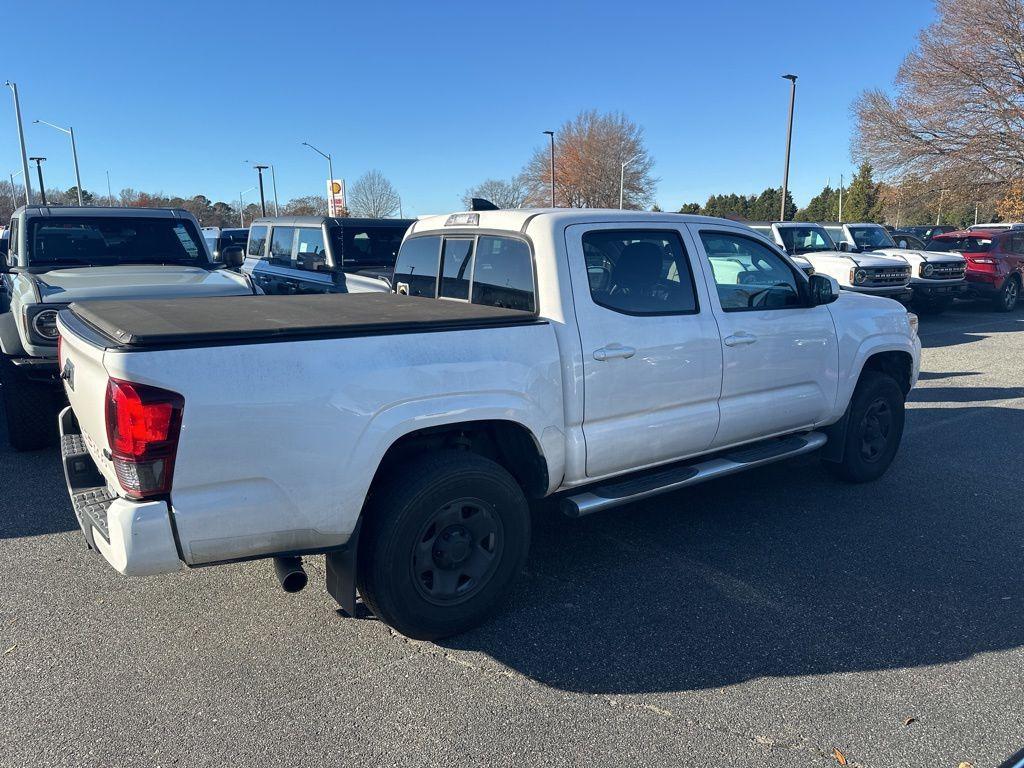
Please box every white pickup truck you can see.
[55,210,921,639]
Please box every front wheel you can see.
[357,451,530,640]
[992,276,1019,312]
[823,371,906,483]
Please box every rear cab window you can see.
[394,232,536,312]
[330,225,409,270]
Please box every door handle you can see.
[724,332,758,347]
[593,345,636,361]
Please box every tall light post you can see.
[542,130,555,207]
[302,142,334,214]
[779,74,798,221]
[239,186,256,226]
[106,170,113,205]
[244,160,279,215]
[8,169,23,210]
[4,81,32,205]
[936,188,947,226]
[29,157,47,206]
[619,153,641,210]
[838,173,844,222]
[34,119,82,204]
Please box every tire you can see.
[992,275,1019,312]
[0,356,58,451]
[357,451,530,640]
[823,371,906,483]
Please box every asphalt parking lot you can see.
[2,303,1022,768]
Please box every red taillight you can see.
[105,378,184,499]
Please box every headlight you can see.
[921,263,934,277]
[24,305,67,345]
[907,312,919,338]
[854,269,868,284]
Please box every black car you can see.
[904,225,955,242]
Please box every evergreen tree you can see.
[795,185,839,222]
[843,163,883,222]
[677,202,701,214]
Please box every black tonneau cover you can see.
[66,292,541,349]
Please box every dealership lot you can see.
[1,304,1022,768]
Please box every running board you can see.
[561,432,827,518]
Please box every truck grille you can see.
[865,267,912,286]
[926,262,967,280]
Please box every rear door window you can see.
[269,227,295,266]
[438,238,474,300]
[247,226,268,257]
[393,236,441,297]
[472,236,535,312]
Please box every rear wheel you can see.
[823,371,905,483]
[992,275,1019,312]
[357,451,530,640]
[0,356,58,451]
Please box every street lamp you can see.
[34,119,83,205]
[8,169,23,211]
[29,157,47,206]
[542,131,555,207]
[239,186,256,227]
[302,142,334,214]
[619,153,641,210]
[244,160,279,215]
[4,81,32,205]
[780,74,798,221]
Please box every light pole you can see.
[34,119,82,204]
[619,153,641,210]
[8,169,23,210]
[239,186,256,226]
[936,188,946,226]
[106,170,113,205]
[838,173,844,222]
[29,157,46,206]
[542,130,555,207]
[974,202,979,226]
[4,81,32,205]
[244,160,279,215]
[302,142,334,214]
[780,74,798,221]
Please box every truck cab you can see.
[241,216,414,295]
[825,222,968,313]
[0,206,256,450]
[748,222,912,301]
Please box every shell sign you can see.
[327,179,346,216]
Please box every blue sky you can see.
[3,0,933,216]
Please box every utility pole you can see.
[4,82,33,205]
[780,74,798,221]
[253,165,268,216]
[34,119,82,204]
[543,130,555,207]
[30,157,47,206]
[245,160,279,215]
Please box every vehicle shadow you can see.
[0,410,78,540]
[445,404,1024,694]
[916,303,1024,349]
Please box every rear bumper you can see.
[9,356,61,385]
[59,407,182,577]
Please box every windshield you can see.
[928,236,992,253]
[777,226,836,254]
[27,217,209,267]
[849,225,896,249]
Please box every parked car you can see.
[889,230,928,250]
[56,209,920,639]
[241,216,414,295]
[202,226,250,264]
[904,225,955,242]
[968,222,1024,232]
[0,206,256,450]
[748,222,912,301]
[825,222,967,313]
[927,229,1023,311]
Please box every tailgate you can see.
[56,311,118,491]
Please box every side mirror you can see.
[809,273,839,306]
[836,241,850,253]
[220,245,245,269]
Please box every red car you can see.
[927,229,1023,311]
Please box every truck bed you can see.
[64,292,542,349]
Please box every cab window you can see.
[439,238,474,300]
[393,236,440,297]
[295,227,327,272]
[472,236,535,312]
[700,231,803,312]
[269,227,295,267]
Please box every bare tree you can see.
[521,110,656,209]
[853,0,1024,186]
[460,176,530,209]
[282,195,328,216]
[348,170,401,218]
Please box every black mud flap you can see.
[820,408,851,463]
[325,519,361,617]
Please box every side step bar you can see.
[561,432,827,518]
